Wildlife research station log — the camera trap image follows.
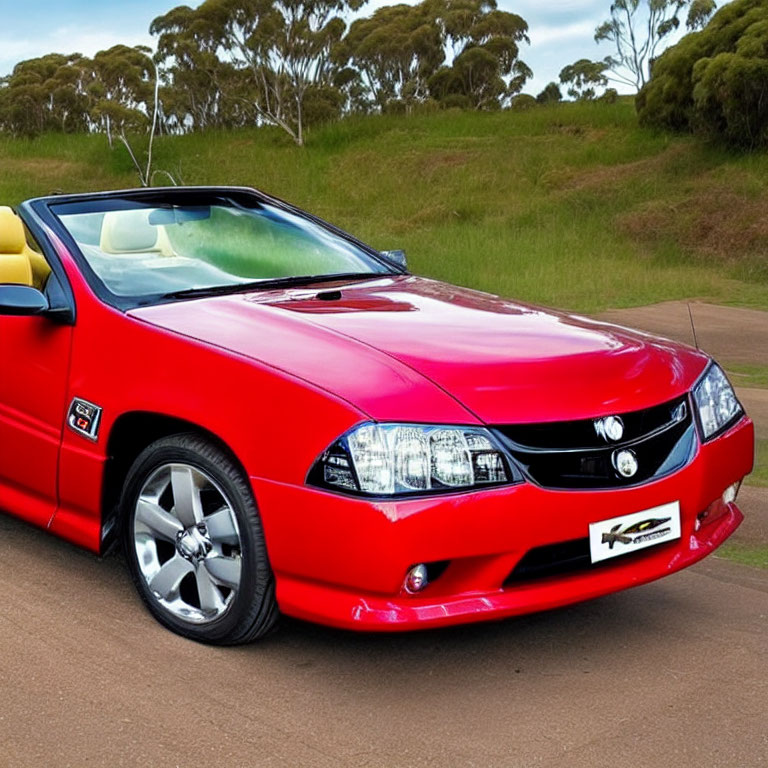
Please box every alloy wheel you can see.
[132,463,243,624]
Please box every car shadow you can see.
[0,508,713,689]
[232,575,703,694]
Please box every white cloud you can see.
[0,39,40,66]
[530,19,598,45]
[48,25,153,56]
[510,0,605,17]
[0,25,153,76]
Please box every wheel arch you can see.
[101,410,249,552]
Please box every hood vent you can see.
[316,289,343,301]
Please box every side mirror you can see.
[380,249,407,270]
[0,285,49,316]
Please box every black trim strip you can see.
[27,186,405,314]
[17,203,77,324]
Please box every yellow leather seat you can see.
[0,206,51,289]
[27,247,52,290]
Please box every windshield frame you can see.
[26,186,405,312]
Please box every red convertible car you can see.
[0,187,754,644]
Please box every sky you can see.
[0,0,723,96]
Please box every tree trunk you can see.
[295,95,304,147]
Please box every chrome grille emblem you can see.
[671,401,687,423]
[594,415,624,443]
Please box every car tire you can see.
[121,433,278,645]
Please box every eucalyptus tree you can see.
[89,45,157,147]
[427,0,531,109]
[152,0,363,145]
[536,82,562,104]
[594,0,717,90]
[331,64,372,113]
[151,4,238,131]
[86,45,167,186]
[0,54,92,136]
[336,0,529,113]
[559,58,609,100]
[334,3,446,111]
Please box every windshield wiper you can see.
[160,272,390,301]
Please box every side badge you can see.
[67,398,103,441]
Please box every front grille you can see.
[506,538,592,583]
[492,395,696,490]
[503,536,672,586]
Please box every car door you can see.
[0,225,73,528]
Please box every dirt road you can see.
[0,301,766,768]
[0,509,766,768]
[596,301,768,367]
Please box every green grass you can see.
[745,439,768,488]
[716,434,766,569]
[726,364,768,390]
[2,101,768,312]
[719,542,768,569]
[721,434,767,569]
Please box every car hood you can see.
[129,275,709,424]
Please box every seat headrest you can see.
[100,209,160,254]
[0,206,26,254]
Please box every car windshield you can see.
[51,196,393,300]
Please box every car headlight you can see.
[308,423,519,496]
[693,363,743,440]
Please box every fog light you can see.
[404,564,428,593]
[723,482,741,505]
[612,449,639,479]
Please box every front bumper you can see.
[252,416,754,631]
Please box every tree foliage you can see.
[0,54,92,136]
[336,2,444,110]
[151,0,361,145]
[151,5,242,132]
[429,0,531,109]
[509,93,536,110]
[637,0,768,148]
[559,58,609,100]
[336,0,530,113]
[0,0,531,145]
[536,81,562,104]
[90,45,157,144]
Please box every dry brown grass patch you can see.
[0,157,80,177]
[619,179,768,264]
[546,143,690,193]
[407,150,473,181]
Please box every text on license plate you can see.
[588,501,681,564]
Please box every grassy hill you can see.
[1,99,767,313]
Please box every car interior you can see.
[69,208,251,297]
[99,209,175,257]
[4,199,386,302]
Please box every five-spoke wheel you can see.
[134,463,242,624]
[122,434,278,644]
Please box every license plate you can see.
[589,501,681,564]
